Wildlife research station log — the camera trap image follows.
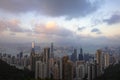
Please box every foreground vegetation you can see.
[94,62,120,80]
[0,59,34,80]
[1,58,120,80]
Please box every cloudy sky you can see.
[0,0,120,48]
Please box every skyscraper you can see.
[62,56,69,80]
[76,61,85,80]
[88,60,100,80]
[44,47,50,63]
[43,47,50,78]
[95,49,103,73]
[35,61,47,79]
[53,62,59,80]
[57,58,62,80]
[30,41,36,72]
[19,51,23,59]
[51,43,54,58]
[104,53,110,68]
[71,49,77,62]
[32,41,35,49]
[79,48,84,60]
[62,56,73,80]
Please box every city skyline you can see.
[0,0,120,48]
[0,39,120,80]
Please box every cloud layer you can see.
[0,0,120,49]
[103,14,120,25]
[91,28,101,34]
[78,27,86,31]
[0,0,101,18]
[0,19,31,34]
[33,22,73,37]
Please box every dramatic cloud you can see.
[0,0,101,18]
[33,22,73,37]
[103,14,120,25]
[9,33,16,36]
[91,28,101,34]
[78,27,86,31]
[1,0,120,51]
[0,19,31,33]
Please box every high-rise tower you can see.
[62,56,73,80]
[32,41,35,49]
[43,47,50,78]
[95,49,103,73]
[51,43,54,58]
[71,49,77,62]
[30,41,36,72]
[104,53,110,68]
[79,48,83,60]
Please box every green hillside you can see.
[0,59,34,80]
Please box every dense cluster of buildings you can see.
[0,42,120,80]
[0,50,30,70]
